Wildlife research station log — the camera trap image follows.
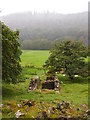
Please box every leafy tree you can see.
[2,22,22,83]
[44,40,88,79]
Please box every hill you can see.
[1,12,88,49]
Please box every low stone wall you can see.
[28,76,60,92]
[42,76,60,91]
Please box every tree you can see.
[44,40,88,79]
[2,22,22,83]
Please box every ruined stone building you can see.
[42,76,60,91]
[28,76,60,92]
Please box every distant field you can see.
[21,50,49,67]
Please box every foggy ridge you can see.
[1,11,88,49]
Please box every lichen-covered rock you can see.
[42,110,47,118]
[86,109,90,115]
[15,110,25,118]
[57,102,63,111]
[23,100,35,107]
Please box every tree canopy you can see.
[2,22,22,83]
[44,40,88,79]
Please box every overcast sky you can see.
[0,0,89,16]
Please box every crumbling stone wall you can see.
[28,76,41,92]
[42,76,60,91]
[28,76,60,92]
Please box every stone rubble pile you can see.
[36,101,89,120]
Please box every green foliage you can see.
[44,40,88,79]
[2,50,88,118]
[2,22,22,83]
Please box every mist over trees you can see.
[1,11,88,50]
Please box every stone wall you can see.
[28,76,60,92]
[42,76,60,91]
[28,76,41,92]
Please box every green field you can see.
[2,50,88,118]
[21,50,49,67]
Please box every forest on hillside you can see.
[1,12,88,49]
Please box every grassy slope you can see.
[2,50,88,107]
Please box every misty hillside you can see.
[1,12,88,49]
